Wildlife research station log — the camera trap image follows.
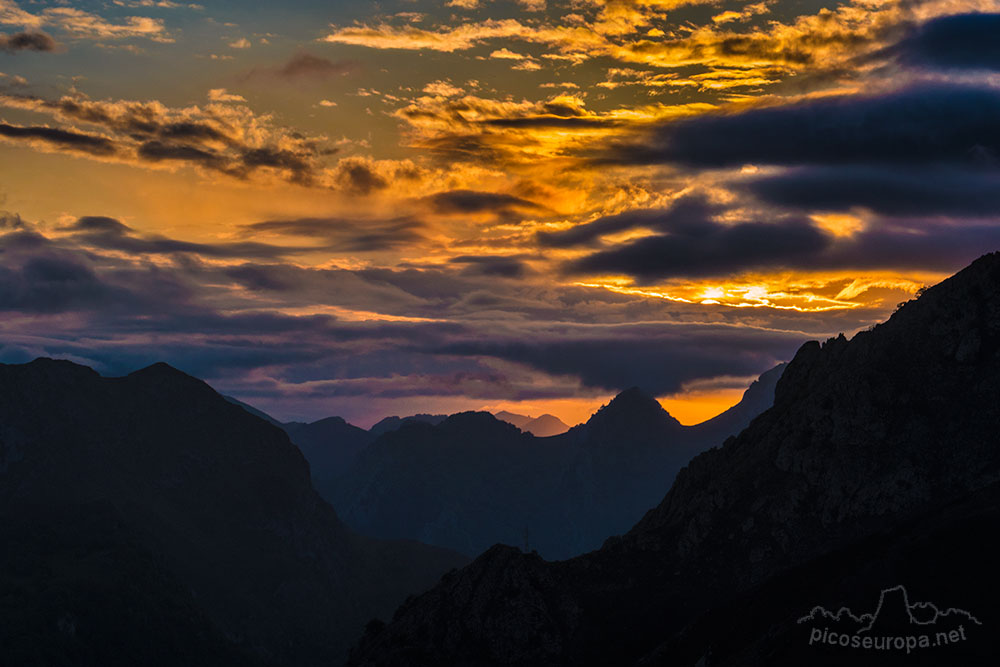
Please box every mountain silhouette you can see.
[582,386,684,440]
[224,395,285,427]
[223,373,776,560]
[368,413,447,437]
[495,411,570,436]
[687,362,786,444]
[216,406,441,507]
[331,367,782,559]
[0,359,466,667]
[522,413,570,437]
[281,416,374,495]
[347,252,1000,667]
[494,410,534,429]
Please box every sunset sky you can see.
[2,0,998,426]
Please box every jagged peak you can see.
[774,251,1000,409]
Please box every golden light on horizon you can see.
[660,387,747,425]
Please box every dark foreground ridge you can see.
[0,360,467,667]
[348,252,1000,666]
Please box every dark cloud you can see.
[243,52,357,82]
[243,216,427,252]
[158,121,234,145]
[483,116,616,129]
[569,208,1000,280]
[425,189,545,218]
[746,166,1000,217]
[415,133,505,164]
[0,31,58,53]
[240,147,314,183]
[570,215,828,280]
[0,122,117,156]
[0,212,27,230]
[135,140,321,183]
[450,255,529,278]
[138,139,225,169]
[0,255,118,313]
[605,84,1000,168]
[223,264,296,292]
[438,325,800,396]
[889,13,1000,71]
[538,196,719,248]
[0,94,327,186]
[3,211,900,424]
[67,216,134,234]
[31,96,235,146]
[813,223,1000,273]
[335,160,388,194]
[65,215,307,259]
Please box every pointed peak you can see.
[614,386,649,400]
[605,387,663,412]
[128,361,190,379]
[586,387,682,432]
[522,414,570,437]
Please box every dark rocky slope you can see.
[0,360,466,667]
[348,252,1000,666]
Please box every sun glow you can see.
[573,270,939,312]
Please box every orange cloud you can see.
[1,0,172,42]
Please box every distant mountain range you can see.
[348,253,1000,666]
[494,411,570,436]
[0,360,466,667]
[369,413,448,437]
[325,366,784,560]
[223,370,781,560]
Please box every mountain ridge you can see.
[347,251,1000,666]
[331,367,783,559]
[0,357,467,667]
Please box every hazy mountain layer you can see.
[495,411,571,437]
[331,367,783,560]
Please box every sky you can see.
[2,0,999,427]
